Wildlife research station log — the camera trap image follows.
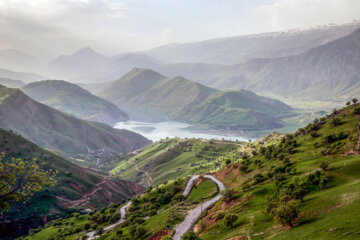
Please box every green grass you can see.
[110,138,240,186]
[188,179,218,201]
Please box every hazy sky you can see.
[0,0,359,59]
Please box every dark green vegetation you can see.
[22,80,128,125]
[0,127,144,239]
[0,154,56,214]
[109,138,242,186]
[0,85,150,163]
[98,68,292,130]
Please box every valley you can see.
[0,7,359,240]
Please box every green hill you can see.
[109,138,240,187]
[0,85,150,164]
[22,80,129,125]
[30,102,360,240]
[98,68,293,131]
[0,127,144,239]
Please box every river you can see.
[114,120,248,142]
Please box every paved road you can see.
[87,201,131,239]
[173,175,225,240]
[182,175,200,196]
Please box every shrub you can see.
[214,211,225,220]
[224,213,238,228]
[319,160,330,171]
[331,118,342,126]
[182,231,201,240]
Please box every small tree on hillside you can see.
[224,213,238,228]
[319,160,330,171]
[352,98,358,104]
[0,154,56,213]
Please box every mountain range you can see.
[0,85,150,163]
[98,68,292,131]
[22,80,129,125]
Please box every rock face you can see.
[22,80,129,125]
[0,85,150,162]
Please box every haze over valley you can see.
[0,1,360,239]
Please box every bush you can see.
[214,211,225,220]
[319,160,330,171]
[224,213,238,228]
[182,231,201,240]
[331,118,342,126]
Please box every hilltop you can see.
[98,68,293,131]
[0,85,150,163]
[22,80,129,125]
[0,127,144,239]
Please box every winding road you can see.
[173,175,225,240]
[85,174,225,240]
[87,201,131,239]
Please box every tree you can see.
[95,227,104,236]
[130,225,146,239]
[223,213,238,228]
[273,201,298,227]
[319,160,330,171]
[223,189,235,202]
[182,231,201,240]
[346,101,351,106]
[352,98,358,104]
[0,154,56,213]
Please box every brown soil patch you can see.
[147,228,172,240]
[325,203,341,213]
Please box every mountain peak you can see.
[73,47,99,56]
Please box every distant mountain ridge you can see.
[22,80,129,125]
[205,27,360,100]
[0,67,47,83]
[0,85,150,163]
[98,68,292,131]
[145,21,360,64]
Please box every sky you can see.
[0,0,359,59]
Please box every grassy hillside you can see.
[22,80,129,125]
[109,138,241,187]
[98,68,293,131]
[0,127,144,239]
[0,85,150,164]
[28,102,360,240]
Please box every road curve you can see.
[183,175,200,196]
[87,201,131,239]
[173,175,225,240]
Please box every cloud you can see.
[256,0,360,31]
[0,0,128,57]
